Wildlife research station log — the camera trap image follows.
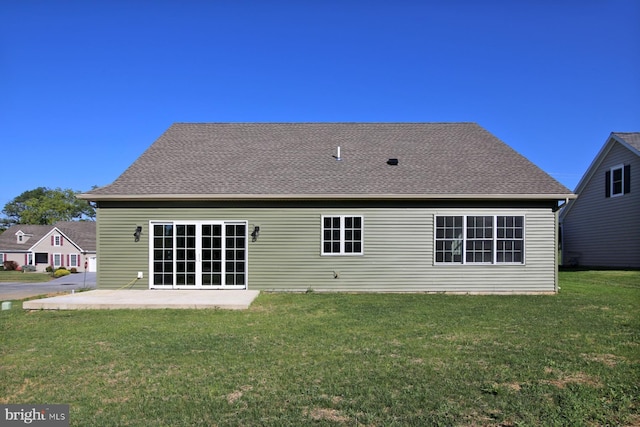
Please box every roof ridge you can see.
[170,121,480,125]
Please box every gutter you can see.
[79,193,578,202]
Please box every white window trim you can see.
[610,164,625,197]
[434,214,525,265]
[53,253,62,267]
[321,215,364,256]
[148,220,249,290]
[0,253,4,264]
[54,235,61,246]
[69,254,80,268]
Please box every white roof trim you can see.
[81,193,575,202]
[30,227,86,253]
[560,133,639,221]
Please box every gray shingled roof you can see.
[83,123,572,200]
[55,221,96,252]
[613,132,640,153]
[0,222,95,252]
[0,224,52,251]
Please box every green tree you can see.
[1,187,95,226]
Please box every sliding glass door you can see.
[151,221,247,289]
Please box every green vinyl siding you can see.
[96,201,558,293]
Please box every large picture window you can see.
[435,215,524,265]
[321,215,363,255]
[35,253,48,264]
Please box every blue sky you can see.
[1,1,638,210]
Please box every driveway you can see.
[0,273,97,301]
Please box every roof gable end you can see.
[560,131,639,220]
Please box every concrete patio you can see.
[22,289,260,310]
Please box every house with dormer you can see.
[0,221,96,272]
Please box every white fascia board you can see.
[81,193,576,202]
[30,227,85,253]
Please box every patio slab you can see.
[22,290,260,310]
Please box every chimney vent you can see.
[387,158,399,166]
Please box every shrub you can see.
[70,267,78,273]
[3,260,19,271]
[46,266,53,273]
[54,269,71,278]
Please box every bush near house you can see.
[53,267,70,278]
[2,260,19,271]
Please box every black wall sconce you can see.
[133,226,142,242]
[251,226,260,242]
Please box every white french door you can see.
[150,221,247,289]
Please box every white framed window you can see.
[53,235,61,246]
[606,164,631,198]
[496,216,524,263]
[69,254,80,268]
[435,215,525,265]
[0,253,4,264]
[612,165,624,197]
[53,253,62,267]
[321,215,363,255]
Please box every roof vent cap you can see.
[387,158,399,166]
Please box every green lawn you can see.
[0,270,51,283]
[1,270,638,426]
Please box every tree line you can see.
[0,187,95,232]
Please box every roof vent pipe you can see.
[336,146,342,161]
[387,158,399,166]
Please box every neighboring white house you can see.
[560,132,640,268]
[0,221,96,272]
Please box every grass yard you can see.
[1,270,638,426]
[0,270,51,283]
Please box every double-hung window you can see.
[322,215,363,255]
[69,254,80,268]
[606,164,631,198]
[435,215,524,264]
[496,216,524,263]
[435,216,463,263]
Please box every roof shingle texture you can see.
[0,222,95,252]
[613,132,640,153]
[88,123,571,198]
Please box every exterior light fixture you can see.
[251,226,260,242]
[134,226,142,242]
